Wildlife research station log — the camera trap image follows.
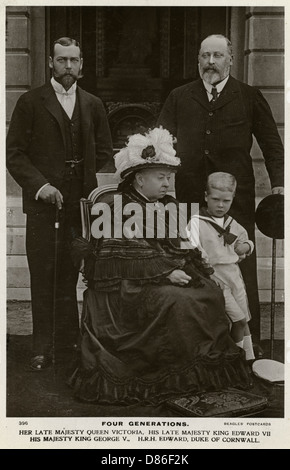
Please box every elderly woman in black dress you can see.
[70,127,250,405]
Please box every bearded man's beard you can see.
[53,70,83,90]
[199,66,221,85]
[199,64,231,85]
[59,74,76,90]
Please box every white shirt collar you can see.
[203,75,229,96]
[51,77,77,95]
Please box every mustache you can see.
[53,70,84,80]
[203,66,218,72]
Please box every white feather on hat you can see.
[114,126,180,179]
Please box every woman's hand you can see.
[167,269,191,286]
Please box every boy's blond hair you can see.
[206,172,237,194]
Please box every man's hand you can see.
[38,184,63,210]
[167,269,191,286]
[272,186,284,195]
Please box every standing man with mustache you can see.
[157,34,284,353]
[7,37,113,370]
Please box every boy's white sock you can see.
[243,335,255,360]
[235,340,244,349]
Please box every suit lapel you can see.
[190,79,211,110]
[190,76,240,110]
[211,76,240,110]
[42,84,66,149]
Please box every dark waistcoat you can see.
[60,95,83,163]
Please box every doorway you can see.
[47,6,229,151]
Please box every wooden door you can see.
[47,6,228,151]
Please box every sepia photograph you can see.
[2,0,289,450]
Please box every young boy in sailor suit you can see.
[187,172,255,360]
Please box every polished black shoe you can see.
[30,355,52,372]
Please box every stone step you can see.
[7,287,87,302]
[6,197,26,227]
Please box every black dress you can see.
[70,187,250,404]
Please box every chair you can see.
[80,183,119,241]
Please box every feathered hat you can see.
[114,126,180,180]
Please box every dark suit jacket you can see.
[157,76,284,229]
[6,83,113,214]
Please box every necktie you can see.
[211,86,218,102]
[55,89,75,118]
[218,225,237,246]
[199,208,238,246]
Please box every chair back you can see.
[80,184,119,241]
[88,183,119,205]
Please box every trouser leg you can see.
[236,218,260,342]
[26,208,56,356]
[54,208,80,347]
[239,250,261,342]
[56,168,83,347]
[26,204,81,356]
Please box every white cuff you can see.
[35,183,50,200]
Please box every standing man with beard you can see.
[7,37,113,370]
[157,34,284,352]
